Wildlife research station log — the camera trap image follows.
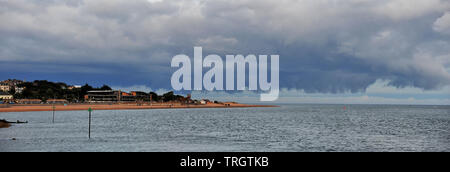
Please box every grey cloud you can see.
[434,12,450,35]
[1,0,450,92]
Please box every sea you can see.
[0,104,449,152]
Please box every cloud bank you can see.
[1,0,450,96]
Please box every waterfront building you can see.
[0,92,13,100]
[0,84,10,92]
[86,90,121,102]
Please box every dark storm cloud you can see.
[0,0,450,92]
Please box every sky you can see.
[0,0,449,105]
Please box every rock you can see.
[0,120,11,128]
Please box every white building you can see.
[0,92,13,100]
[15,87,24,94]
[0,84,10,92]
[68,85,82,90]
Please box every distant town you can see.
[0,79,217,105]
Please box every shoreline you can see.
[0,121,10,128]
[0,103,278,113]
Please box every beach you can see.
[0,103,277,113]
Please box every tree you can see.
[8,87,16,95]
[81,84,93,92]
[100,85,112,90]
[149,92,159,102]
[162,91,176,102]
[79,84,94,101]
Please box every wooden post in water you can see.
[52,104,55,123]
[88,107,92,139]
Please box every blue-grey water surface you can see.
[0,104,449,152]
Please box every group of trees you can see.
[124,91,184,102]
[14,80,184,103]
[14,80,113,102]
[161,91,185,102]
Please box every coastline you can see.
[0,121,11,128]
[0,103,278,113]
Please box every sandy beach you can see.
[0,103,277,113]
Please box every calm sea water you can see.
[0,104,449,152]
